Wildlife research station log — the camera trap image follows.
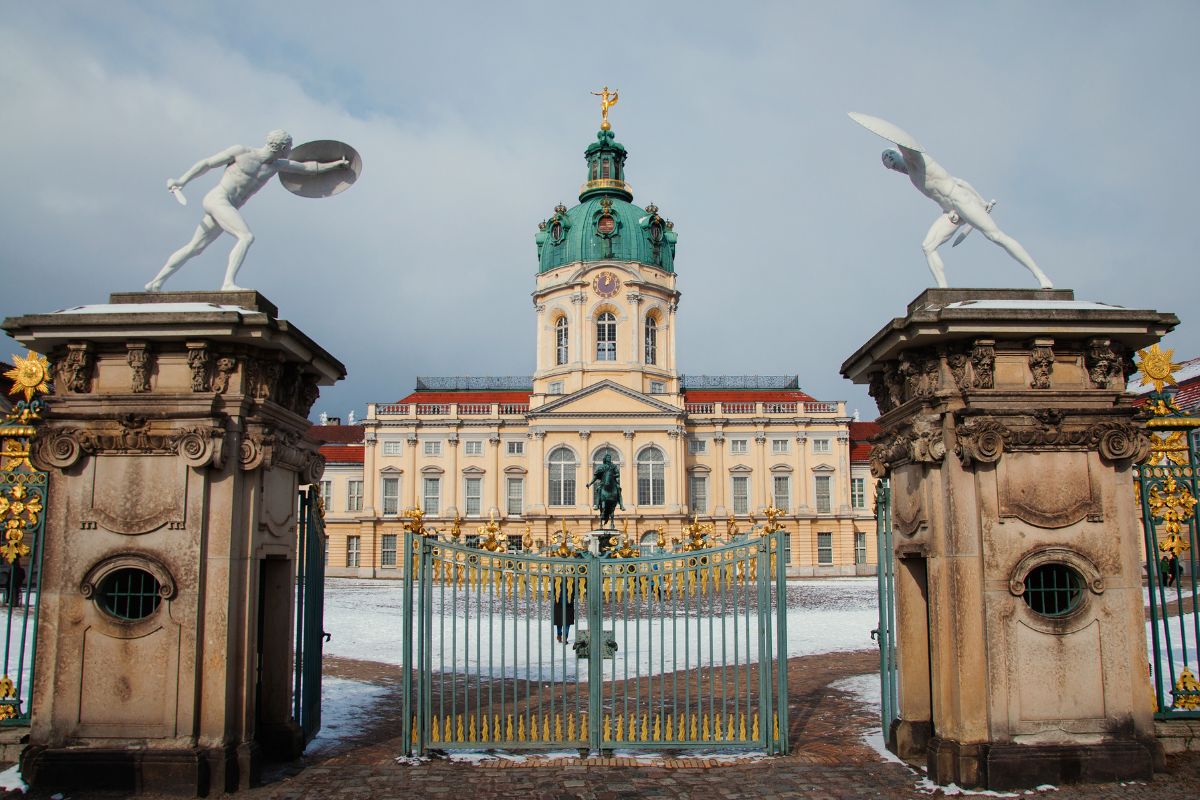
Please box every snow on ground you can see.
[828,672,904,766]
[0,763,27,792]
[322,577,879,680]
[306,677,390,754]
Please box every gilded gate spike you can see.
[653,714,662,741]
[468,715,477,741]
[580,711,588,740]
[542,714,551,740]
[615,574,624,602]
[567,712,576,741]
[689,713,698,740]
[752,714,759,741]
[665,714,674,740]
[628,713,637,742]
[517,714,526,742]
[773,712,780,741]
[554,713,563,740]
[480,714,489,742]
[639,575,648,600]
[457,715,465,742]
[739,713,747,741]
[506,714,514,740]
[445,715,452,743]
[727,714,735,741]
[411,715,418,744]
[614,714,624,741]
[603,714,612,741]
[1174,668,1200,710]
[702,714,710,741]
[641,714,649,742]
[431,715,441,742]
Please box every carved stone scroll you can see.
[34,417,226,470]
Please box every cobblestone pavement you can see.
[20,649,1200,799]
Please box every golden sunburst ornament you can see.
[4,352,50,402]
[1136,344,1181,393]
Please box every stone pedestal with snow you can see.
[842,288,1177,789]
[2,291,344,795]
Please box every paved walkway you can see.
[19,649,1200,799]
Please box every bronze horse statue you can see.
[587,453,625,529]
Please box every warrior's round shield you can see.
[279,140,362,198]
[848,113,924,152]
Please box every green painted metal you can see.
[1135,393,1200,718]
[293,487,327,743]
[403,532,788,753]
[874,479,898,736]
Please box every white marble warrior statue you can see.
[849,113,1053,289]
[146,130,350,292]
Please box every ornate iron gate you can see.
[873,479,898,736]
[401,523,789,754]
[293,486,327,743]
[0,352,51,725]
[1134,347,1199,716]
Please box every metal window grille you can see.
[423,478,441,515]
[556,317,569,365]
[506,478,524,515]
[688,475,707,513]
[645,317,657,365]
[732,476,749,514]
[548,447,577,506]
[817,532,833,565]
[815,476,831,513]
[98,568,162,620]
[381,534,398,567]
[773,475,790,510]
[382,477,400,515]
[1022,564,1083,617]
[596,312,616,361]
[347,480,364,512]
[347,536,360,567]
[464,478,482,516]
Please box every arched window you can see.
[644,315,657,365]
[596,312,616,361]
[637,447,665,506]
[555,317,569,365]
[592,446,621,472]
[548,447,577,506]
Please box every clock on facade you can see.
[593,271,620,298]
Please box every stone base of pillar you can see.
[889,717,931,762]
[927,736,1157,790]
[21,742,247,796]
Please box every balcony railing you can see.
[804,402,838,414]
[684,403,714,414]
[416,404,451,415]
[722,402,755,414]
[763,402,797,414]
[499,403,529,415]
[375,404,410,415]
[459,404,491,415]
[682,400,841,417]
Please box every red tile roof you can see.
[396,391,532,404]
[682,389,817,403]
[320,444,364,464]
[310,425,365,444]
[849,421,881,463]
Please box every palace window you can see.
[507,440,525,456]
[815,476,831,513]
[464,477,482,517]
[593,447,621,471]
[347,480,363,512]
[637,447,665,506]
[548,447,577,506]
[731,476,749,515]
[383,440,402,456]
[851,478,866,509]
[688,438,707,455]
[382,477,399,516]
[381,534,397,568]
[855,532,867,565]
[596,312,617,361]
[689,475,707,514]
[773,475,790,510]
[649,380,665,394]
[1022,563,1085,617]
[555,317,569,365]
[730,439,748,455]
[347,536,360,568]
[507,477,524,515]
[549,381,565,395]
[424,440,442,457]
[319,480,332,511]
[818,532,833,565]
[507,535,524,553]
[771,439,789,454]
[645,316,657,365]
[423,477,441,515]
[812,438,831,454]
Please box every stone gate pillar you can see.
[841,288,1177,789]
[2,291,344,795]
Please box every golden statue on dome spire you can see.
[592,86,619,130]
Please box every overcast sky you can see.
[3,2,1197,420]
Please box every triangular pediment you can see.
[532,380,681,417]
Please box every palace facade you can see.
[313,121,879,577]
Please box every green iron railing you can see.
[293,486,327,742]
[400,525,789,754]
[873,479,898,737]
[0,352,51,726]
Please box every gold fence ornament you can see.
[1173,667,1200,710]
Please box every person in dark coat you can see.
[553,588,576,644]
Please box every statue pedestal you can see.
[2,292,344,794]
[586,529,617,555]
[842,288,1177,790]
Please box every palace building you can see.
[313,119,879,577]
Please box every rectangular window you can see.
[773,475,790,510]
[507,534,524,553]
[382,477,399,516]
[381,534,397,567]
[423,477,441,515]
[464,440,483,456]
[464,477,482,517]
[383,440,402,456]
[688,438,707,455]
[812,438,831,454]
[730,439,748,455]
[815,475,831,513]
[855,532,867,565]
[347,536,360,568]
[424,440,442,457]
[732,476,749,515]
[649,380,665,394]
[506,477,524,515]
[689,475,707,514]
[347,480,363,512]
[548,381,565,395]
[771,438,789,454]
[506,440,524,456]
[851,477,866,509]
[319,480,332,511]
[818,532,833,565]
[637,459,665,506]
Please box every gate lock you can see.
[573,629,618,660]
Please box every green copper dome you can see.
[535,129,678,274]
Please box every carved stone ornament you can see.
[946,347,970,393]
[56,342,94,394]
[868,347,944,414]
[1029,341,1054,389]
[187,344,211,392]
[248,356,283,402]
[955,414,1152,468]
[868,413,946,477]
[970,339,995,389]
[240,426,322,475]
[35,415,226,470]
[1085,338,1124,389]
[80,553,178,603]
[212,355,237,394]
[126,343,152,393]
[298,374,321,417]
